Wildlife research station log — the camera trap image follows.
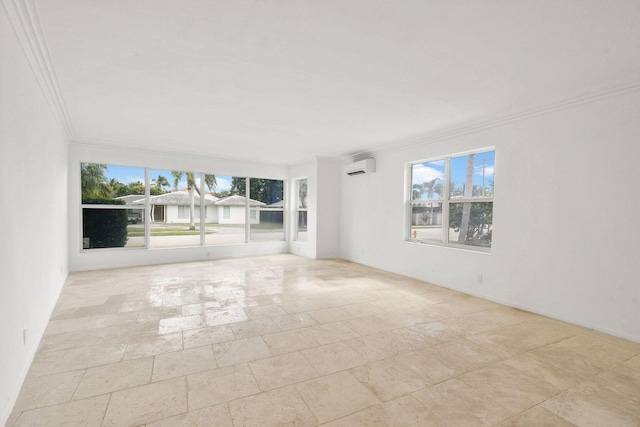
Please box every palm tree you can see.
[457,154,475,244]
[81,163,113,201]
[171,172,217,230]
[152,175,170,193]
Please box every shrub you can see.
[82,199,128,248]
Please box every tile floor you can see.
[7,254,640,426]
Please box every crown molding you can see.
[2,0,74,137]
[347,78,640,161]
[69,137,293,168]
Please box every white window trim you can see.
[294,177,308,243]
[406,147,495,253]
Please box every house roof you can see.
[128,191,218,206]
[115,195,145,204]
[215,195,265,207]
[265,200,284,208]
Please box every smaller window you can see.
[223,206,231,220]
[295,179,308,242]
[250,209,257,220]
[408,149,494,250]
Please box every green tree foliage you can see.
[449,202,493,247]
[151,175,170,195]
[81,163,113,201]
[230,178,283,204]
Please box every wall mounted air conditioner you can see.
[346,158,376,176]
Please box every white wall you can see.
[0,8,69,424]
[316,158,341,259]
[69,143,289,271]
[340,90,640,342]
[288,158,342,259]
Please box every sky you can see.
[101,165,233,192]
[412,150,495,199]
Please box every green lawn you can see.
[127,222,284,237]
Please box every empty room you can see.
[2,0,640,425]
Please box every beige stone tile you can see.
[13,395,110,427]
[593,366,640,417]
[182,325,234,349]
[102,376,187,426]
[306,321,360,345]
[503,351,594,391]
[413,378,513,425]
[378,310,428,328]
[12,370,85,412]
[230,317,280,339]
[541,380,640,426]
[187,364,260,410]
[24,351,66,378]
[74,357,153,399]
[6,411,21,426]
[122,332,183,360]
[213,336,272,367]
[344,315,396,336]
[308,306,353,323]
[390,349,462,384]
[350,358,431,402]
[49,307,78,320]
[468,317,586,353]
[152,346,217,381]
[295,371,380,423]
[460,363,558,414]
[52,344,126,373]
[204,308,249,326]
[345,331,410,362]
[249,351,318,390]
[278,299,324,313]
[497,405,576,426]
[136,306,183,322]
[527,344,604,383]
[37,329,105,353]
[322,395,444,427]
[45,312,138,335]
[262,329,320,355]
[388,327,433,351]
[406,320,468,343]
[550,330,640,369]
[181,301,222,316]
[243,304,287,319]
[624,354,640,370]
[147,403,232,427]
[433,338,506,372]
[158,315,205,334]
[301,341,366,375]
[340,302,384,318]
[228,386,317,426]
[273,312,319,330]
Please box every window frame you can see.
[80,162,146,251]
[294,178,308,242]
[407,147,495,253]
[80,162,289,251]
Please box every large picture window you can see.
[80,163,287,250]
[408,149,495,250]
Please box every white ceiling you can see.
[30,0,640,165]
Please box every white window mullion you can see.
[443,157,451,245]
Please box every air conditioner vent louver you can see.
[346,159,375,176]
